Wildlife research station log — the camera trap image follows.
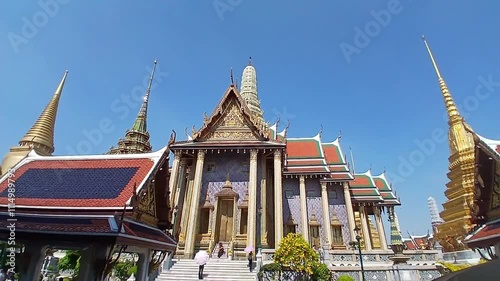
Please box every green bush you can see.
[338,275,355,281]
[261,262,282,272]
[274,233,319,275]
[311,262,330,281]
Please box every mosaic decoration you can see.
[419,270,441,281]
[201,153,255,206]
[328,184,351,246]
[283,178,301,232]
[365,271,387,280]
[305,178,325,245]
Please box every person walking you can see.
[248,251,253,272]
[194,250,209,280]
[0,269,6,281]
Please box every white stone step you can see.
[158,259,257,281]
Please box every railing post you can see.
[256,248,263,280]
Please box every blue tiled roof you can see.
[0,167,139,199]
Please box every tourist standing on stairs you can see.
[217,242,225,258]
[248,251,253,272]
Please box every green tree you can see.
[114,260,137,280]
[58,250,81,277]
[274,233,319,276]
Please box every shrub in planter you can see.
[274,233,319,276]
[338,275,355,281]
[312,262,330,281]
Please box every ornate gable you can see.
[193,85,270,142]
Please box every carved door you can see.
[218,199,234,242]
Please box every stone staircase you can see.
[210,242,230,259]
[157,259,256,281]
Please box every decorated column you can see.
[260,155,268,248]
[374,206,388,250]
[184,150,206,258]
[343,182,356,241]
[248,149,258,247]
[173,159,188,234]
[299,175,309,242]
[321,182,332,246]
[359,205,372,250]
[274,149,284,246]
[179,163,195,245]
[169,151,181,208]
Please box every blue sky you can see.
[1,0,500,236]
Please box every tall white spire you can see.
[428,197,444,225]
[240,57,264,122]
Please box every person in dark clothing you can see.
[248,251,253,272]
[198,264,204,279]
[217,243,225,258]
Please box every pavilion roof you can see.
[0,212,176,251]
[372,172,401,206]
[464,218,500,249]
[476,133,500,161]
[0,147,168,210]
[349,170,384,202]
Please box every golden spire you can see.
[19,70,69,155]
[132,59,157,133]
[421,35,461,123]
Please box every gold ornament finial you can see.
[230,67,234,86]
[19,70,69,155]
[421,35,461,122]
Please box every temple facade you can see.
[423,37,500,257]
[167,61,403,260]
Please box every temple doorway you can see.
[217,199,234,242]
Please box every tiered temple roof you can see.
[0,144,177,251]
[349,170,384,203]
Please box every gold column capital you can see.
[342,181,350,190]
[299,175,305,184]
[321,182,327,190]
[197,150,206,161]
[274,149,281,159]
[250,149,258,161]
[174,150,182,159]
[180,158,188,167]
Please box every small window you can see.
[332,225,343,245]
[328,191,337,199]
[307,191,320,198]
[207,163,216,172]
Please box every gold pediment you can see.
[132,182,158,226]
[200,100,262,141]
